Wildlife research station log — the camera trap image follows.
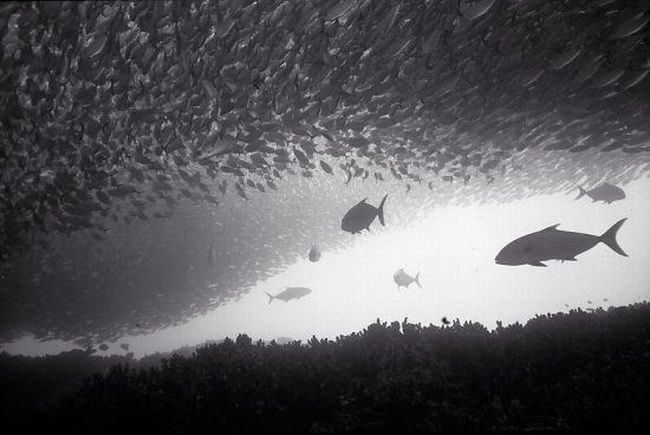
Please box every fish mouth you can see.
[495,257,527,266]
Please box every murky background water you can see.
[1,0,649,356]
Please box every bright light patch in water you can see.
[116,178,650,357]
[4,178,649,357]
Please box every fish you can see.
[575,183,625,204]
[393,268,421,290]
[207,243,216,267]
[341,194,388,234]
[610,13,649,39]
[495,218,628,267]
[308,244,321,262]
[4,0,650,345]
[462,0,496,21]
[218,180,227,195]
[235,182,249,200]
[265,287,312,304]
[319,161,333,175]
[344,170,352,185]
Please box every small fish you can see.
[266,179,278,191]
[218,180,227,195]
[495,219,628,267]
[308,244,321,262]
[235,182,249,200]
[462,0,496,20]
[575,183,625,204]
[344,170,352,185]
[265,287,312,304]
[320,161,333,175]
[393,268,421,290]
[204,194,220,207]
[610,13,649,39]
[341,194,388,234]
[207,243,216,267]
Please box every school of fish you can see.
[0,0,648,346]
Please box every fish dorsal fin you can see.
[540,224,561,232]
[357,198,368,205]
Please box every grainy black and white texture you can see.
[0,0,649,430]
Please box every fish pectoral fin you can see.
[528,261,547,267]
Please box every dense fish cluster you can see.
[1,0,649,344]
[1,0,649,257]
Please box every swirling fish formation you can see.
[0,0,649,344]
[1,0,649,258]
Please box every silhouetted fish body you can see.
[308,244,321,262]
[266,287,312,304]
[393,269,421,289]
[576,183,625,203]
[495,219,627,267]
[341,195,388,234]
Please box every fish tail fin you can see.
[377,194,388,226]
[575,185,587,200]
[600,218,628,257]
[415,272,421,288]
[265,292,275,305]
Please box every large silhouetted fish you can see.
[341,194,388,234]
[495,219,628,267]
[575,183,626,203]
[266,287,312,304]
[393,268,421,290]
